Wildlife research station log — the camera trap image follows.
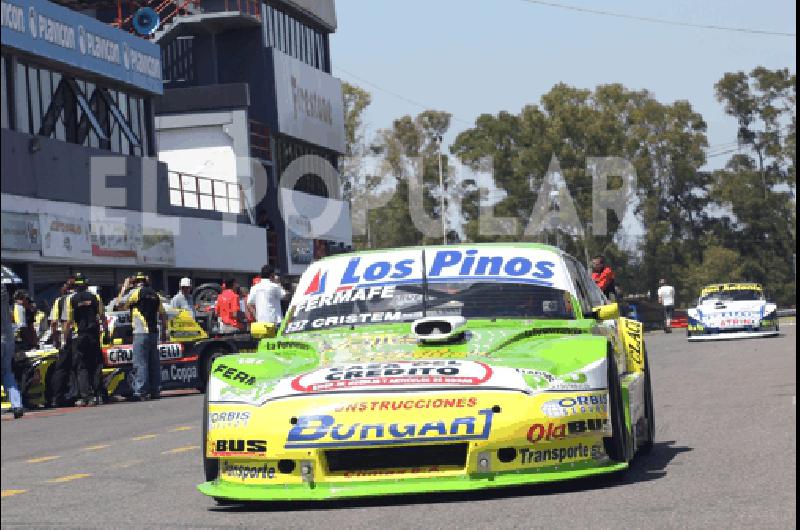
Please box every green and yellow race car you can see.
[200,244,655,502]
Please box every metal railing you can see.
[168,171,244,214]
[113,0,260,37]
[113,0,200,33]
[221,0,262,19]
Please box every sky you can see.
[330,0,796,170]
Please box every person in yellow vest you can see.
[49,279,76,407]
[62,274,108,407]
[13,290,37,350]
[118,273,167,401]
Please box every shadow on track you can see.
[209,440,692,513]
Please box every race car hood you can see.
[207,321,609,406]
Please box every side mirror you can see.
[592,303,620,321]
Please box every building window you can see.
[295,173,328,198]
[9,57,151,157]
[1,55,9,130]
[15,61,30,134]
[262,3,330,73]
[275,137,338,198]
[28,66,42,135]
[161,36,196,87]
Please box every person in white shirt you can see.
[657,279,676,333]
[170,277,195,318]
[247,265,287,326]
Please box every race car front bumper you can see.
[687,330,780,342]
[687,312,780,342]
[198,460,628,501]
[200,384,636,501]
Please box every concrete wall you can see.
[1,128,250,223]
[1,194,267,272]
[284,0,337,30]
[155,108,258,219]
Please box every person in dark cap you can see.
[49,278,76,407]
[62,273,108,406]
[118,272,166,401]
[13,289,37,350]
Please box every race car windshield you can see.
[284,282,574,334]
[701,290,763,302]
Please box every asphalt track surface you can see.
[1,325,796,529]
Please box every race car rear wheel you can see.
[603,349,632,463]
[202,391,219,482]
[640,346,656,453]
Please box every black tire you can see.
[193,283,221,315]
[603,349,631,463]
[202,390,219,482]
[43,360,55,406]
[196,345,231,393]
[640,347,655,453]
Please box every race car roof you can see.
[292,244,575,306]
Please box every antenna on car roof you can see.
[421,249,429,318]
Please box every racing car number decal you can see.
[290,361,493,392]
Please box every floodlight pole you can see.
[436,135,446,244]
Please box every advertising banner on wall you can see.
[0,0,163,94]
[90,220,139,260]
[285,212,312,275]
[287,230,314,275]
[40,214,91,259]
[139,228,175,266]
[272,48,346,153]
[279,188,353,241]
[1,212,41,251]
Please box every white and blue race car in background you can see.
[687,283,780,341]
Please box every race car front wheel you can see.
[202,391,219,482]
[640,346,656,453]
[197,346,231,393]
[603,349,632,463]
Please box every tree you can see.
[711,67,796,305]
[678,246,746,305]
[340,82,373,202]
[342,82,372,159]
[451,83,710,299]
[359,110,453,249]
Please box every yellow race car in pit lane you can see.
[199,244,655,502]
[1,309,271,410]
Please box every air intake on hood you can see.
[412,316,467,343]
